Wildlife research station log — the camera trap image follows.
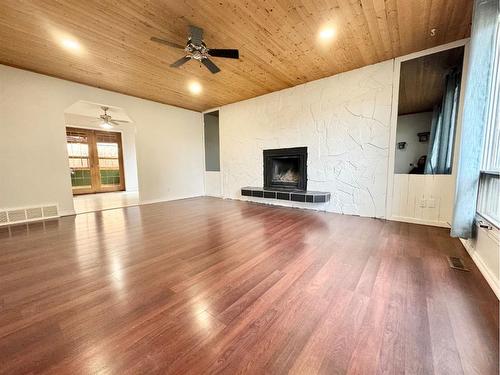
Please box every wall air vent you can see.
[0,204,60,226]
[26,207,43,220]
[42,205,58,217]
[8,209,27,223]
[0,211,8,224]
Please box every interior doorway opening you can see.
[64,101,139,214]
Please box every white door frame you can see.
[385,38,471,222]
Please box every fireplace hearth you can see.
[264,147,307,191]
[240,146,329,204]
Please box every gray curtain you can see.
[425,69,461,174]
[451,0,499,238]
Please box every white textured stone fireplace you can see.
[217,60,393,218]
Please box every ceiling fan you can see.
[97,107,128,130]
[150,25,239,74]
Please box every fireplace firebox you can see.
[264,147,307,191]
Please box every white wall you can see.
[120,125,139,192]
[219,61,393,218]
[461,225,500,299]
[394,112,433,173]
[64,113,139,192]
[0,65,204,215]
[204,171,222,197]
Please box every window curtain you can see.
[451,0,499,238]
[425,68,461,174]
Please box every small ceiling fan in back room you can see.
[150,25,240,74]
[96,107,128,130]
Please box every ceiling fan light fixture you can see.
[100,121,113,130]
[151,25,238,74]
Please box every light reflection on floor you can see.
[73,191,139,214]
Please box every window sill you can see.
[475,213,500,242]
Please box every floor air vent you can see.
[447,256,470,272]
[0,204,59,226]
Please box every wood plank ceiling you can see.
[0,0,472,112]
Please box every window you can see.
[66,129,92,190]
[477,23,500,227]
[96,132,122,187]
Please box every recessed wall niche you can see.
[394,46,465,175]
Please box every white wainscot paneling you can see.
[391,174,455,227]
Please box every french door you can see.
[66,127,125,195]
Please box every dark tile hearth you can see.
[241,187,330,203]
[263,191,276,199]
[249,146,329,204]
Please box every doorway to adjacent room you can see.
[64,101,140,214]
[66,127,125,195]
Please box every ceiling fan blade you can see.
[170,56,191,68]
[189,25,203,45]
[150,37,185,49]
[201,58,221,74]
[208,49,239,59]
[110,120,123,126]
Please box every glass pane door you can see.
[96,131,125,192]
[66,129,93,194]
[66,128,125,195]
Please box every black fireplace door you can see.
[263,147,307,191]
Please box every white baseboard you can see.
[59,209,76,217]
[460,238,500,300]
[390,215,450,228]
[139,194,203,206]
[228,196,330,212]
[226,196,389,219]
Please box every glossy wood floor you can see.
[0,197,498,374]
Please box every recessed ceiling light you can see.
[188,81,202,95]
[319,27,335,41]
[61,38,81,51]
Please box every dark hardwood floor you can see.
[0,197,497,374]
